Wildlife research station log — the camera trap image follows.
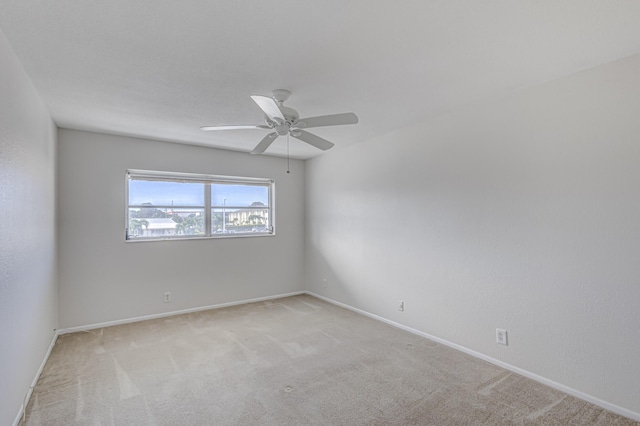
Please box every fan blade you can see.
[250,95,285,123]
[294,112,358,129]
[201,125,270,131]
[250,132,279,154]
[292,130,335,151]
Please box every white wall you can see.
[305,53,640,416]
[57,129,304,328]
[0,29,58,425]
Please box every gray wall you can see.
[57,129,305,328]
[0,29,58,425]
[305,53,640,415]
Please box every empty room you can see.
[1,1,639,425]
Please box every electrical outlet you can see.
[164,292,171,303]
[496,328,508,345]
[398,300,404,312]
[322,278,327,288]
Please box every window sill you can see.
[125,232,275,243]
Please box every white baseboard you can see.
[13,330,58,426]
[56,291,305,334]
[305,291,640,422]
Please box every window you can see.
[126,170,273,240]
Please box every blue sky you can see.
[211,184,268,206]
[129,181,268,207]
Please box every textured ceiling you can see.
[1,1,640,159]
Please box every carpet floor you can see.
[22,295,638,425]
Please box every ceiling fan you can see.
[201,89,358,154]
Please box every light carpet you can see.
[22,295,638,425]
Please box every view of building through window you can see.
[127,171,273,240]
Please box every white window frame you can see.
[126,169,274,241]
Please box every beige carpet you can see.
[22,295,637,425]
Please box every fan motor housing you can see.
[275,124,289,136]
[279,105,300,125]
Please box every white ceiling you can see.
[1,1,640,159]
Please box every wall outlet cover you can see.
[496,328,508,345]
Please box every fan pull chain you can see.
[287,133,290,174]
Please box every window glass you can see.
[126,171,273,240]
[129,180,204,206]
[212,207,270,235]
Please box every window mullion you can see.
[204,182,212,236]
